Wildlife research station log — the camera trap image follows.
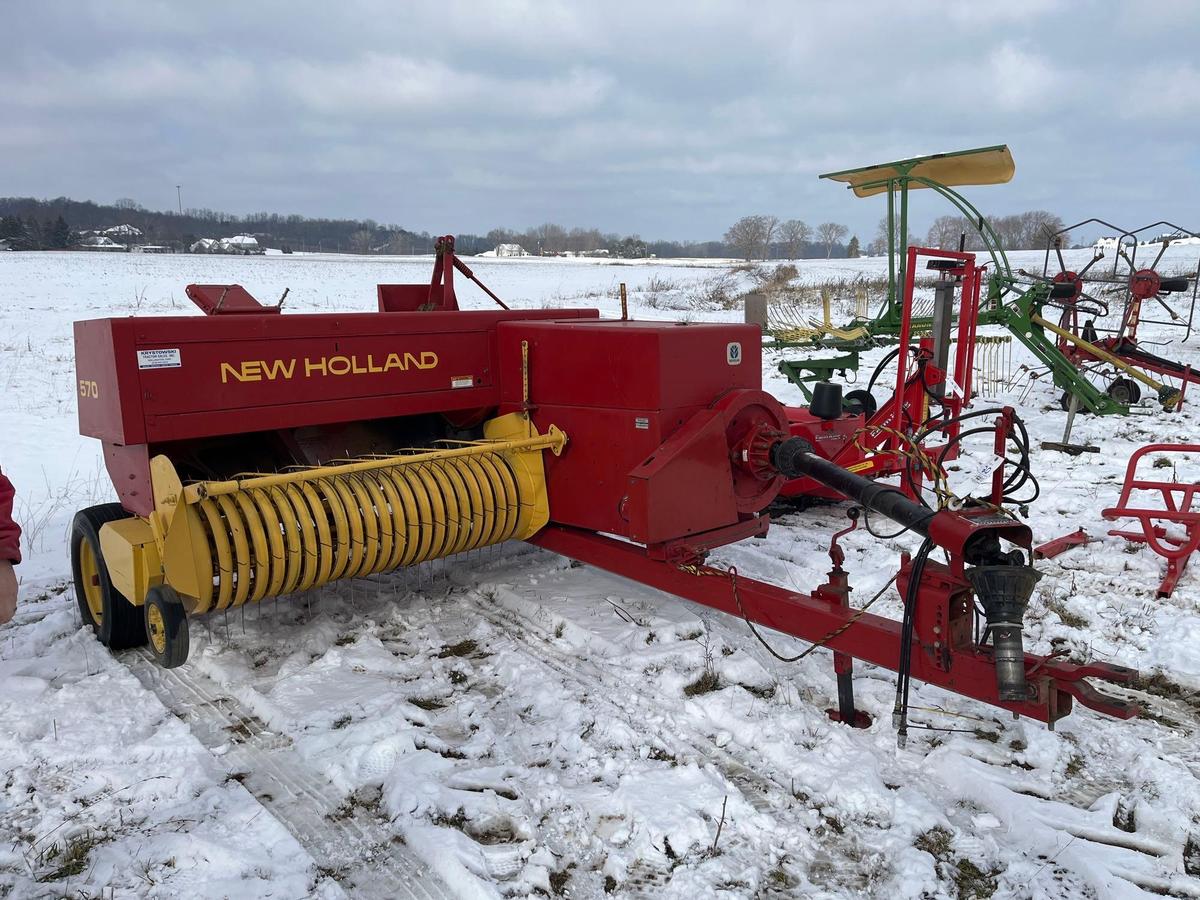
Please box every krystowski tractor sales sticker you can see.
[136,348,182,369]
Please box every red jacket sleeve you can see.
[0,472,20,564]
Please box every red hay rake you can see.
[1102,443,1200,598]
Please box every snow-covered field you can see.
[2,248,1200,899]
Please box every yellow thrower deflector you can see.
[113,414,565,615]
[820,145,1015,198]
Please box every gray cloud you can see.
[4,0,1199,241]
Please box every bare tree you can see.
[760,215,779,259]
[816,222,848,258]
[526,222,568,254]
[778,219,811,260]
[989,214,1023,251]
[926,215,966,250]
[486,227,514,249]
[926,210,1066,251]
[349,229,374,254]
[724,217,757,261]
[868,216,922,256]
[1018,210,1066,249]
[724,215,776,261]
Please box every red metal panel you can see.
[136,329,494,418]
[495,319,762,410]
[378,284,437,312]
[492,318,765,543]
[74,319,146,444]
[186,284,280,315]
[143,389,503,444]
[103,442,153,516]
[75,308,598,443]
[532,405,674,537]
[625,408,738,543]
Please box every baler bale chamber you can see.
[70,240,1138,734]
[70,268,782,669]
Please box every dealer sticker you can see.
[726,342,742,365]
[137,349,181,369]
[450,375,474,389]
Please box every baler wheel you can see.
[144,585,189,669]
[70,504,147,650]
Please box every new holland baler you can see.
[70,238,1137,735]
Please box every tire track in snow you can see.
[456,569,1200,899]
[124,648,456,900]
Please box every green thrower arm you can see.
[980,280,1125,415]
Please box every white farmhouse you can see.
[218,234,265,255]
[479,243,529,258]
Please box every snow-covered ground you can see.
[2,249,1200,898]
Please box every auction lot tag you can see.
[137,348,182,369]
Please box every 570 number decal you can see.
[79,380,99,399]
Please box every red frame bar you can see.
[1033,528,1092,561]
[888,248,983,499]
[1102,443,1200,598]
[530,525,1138,725]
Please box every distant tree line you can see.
[723,215,858,261]
[0,198,693,258]
[0,213,72,250]
[0,196,1071,259]
[0,196,435,254]
[923,210,1068,252]
[864,210,1070,256]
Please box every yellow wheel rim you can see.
[79,539,104,625]
[147,602,167,655]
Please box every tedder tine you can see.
[1149,238,1171,272]
[1076,250,1105,279]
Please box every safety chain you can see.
[850,424,955,509]
[681,564,899,664]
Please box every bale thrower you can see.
[70,238,1137,736]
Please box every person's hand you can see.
[0,560,16,625]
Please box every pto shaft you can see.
[769,436,1038,702]
[770,438,936,537]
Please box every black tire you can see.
[843,389,878,418]
[144,585,189,669]
[70,504,147,650]
[1107,378,1142,405]
[1059,390,1092,414]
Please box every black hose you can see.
[931,421,1039,506]
[894,537,934,748]
[862,507,911,541]
[904,407,1040,508]
[868,346,903,395]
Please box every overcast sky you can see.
[5,1,1199,242]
